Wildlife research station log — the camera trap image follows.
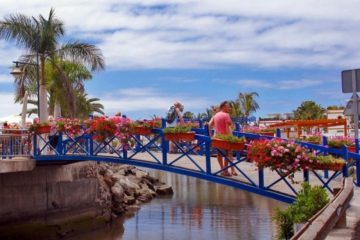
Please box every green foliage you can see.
[163,125,192,134]
[273,208,294,240]
[214,134,246,143]
[183,111,195,119]
[293,101,325,120]
[290,183,329,223]
[273,182,329,239]
[238,92,259,118]
[327,105,345,110]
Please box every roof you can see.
[269,119,347,128]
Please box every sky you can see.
[0,0,359,120]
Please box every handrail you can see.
[291,177,354,240]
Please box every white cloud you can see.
[95,87,210,117]
[0,1,360,69]
[0,92,22,118]
[237,79,323,90]
[0,74,13,83]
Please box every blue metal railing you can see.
[22,119,360,203]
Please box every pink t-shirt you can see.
[213,111,232,135]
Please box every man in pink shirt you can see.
[209,101,236,176]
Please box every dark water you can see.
[74,171,287,240]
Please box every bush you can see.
[274,182,329,239]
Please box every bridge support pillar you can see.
[161,133,168,165]
[205,140,211,174]
[258,168,264,188]
[342,146,349,177]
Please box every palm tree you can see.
[238,92,260,119]
[46,59,93,117]
[0,8,105,122]
[183,111,195,120]
[75,93,104,119]
[229,100,242,118]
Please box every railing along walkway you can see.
[29,122,359,204]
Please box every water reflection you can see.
[72,171,287,240]
[122,171,287,240]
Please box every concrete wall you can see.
[0,162,106,239]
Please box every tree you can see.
[229,100,242,118]
[183,111,194,120]
[327,105,345,110]
[238,92,259,118]
[293,101,325,120]
[0,8,105,121]
[75,93,104,119]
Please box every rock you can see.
[111,173,125,182]
[112,203,125,215]
[111,183,125,202]
[123,195,136,205]
[103,175,115,187]
[141,178,156,191]
[126,204,141,212]
[135,169,149,178]
[119,178,140,192]
[155,185,174,195]
[136,189,153,203]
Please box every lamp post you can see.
[10,56,40,119]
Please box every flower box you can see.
[212,138,245,151]
[348,145,356,153]
[35,125,51,134]
[164,132,195,142]
[260,132,274,137]
[313,163,344,171]
[131,126,153,136]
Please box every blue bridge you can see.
[2,121,359,204]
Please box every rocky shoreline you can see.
[84,163,173,221]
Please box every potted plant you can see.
[247,139,310,174]
[327,136,355,152]
[259,128,276,136]
[163,125,195,142]
[88,117,117,142]
[310,155,346,171]
[56,118,83,136]
[130,118,162,136]
[212,134,246,151]
[28,122,51,134]
[302,135,321,144]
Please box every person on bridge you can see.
[208,101,236,176]
[166,101,185,153]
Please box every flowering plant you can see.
[214,134,246,143]
[164,125,192,134]
[28,122,50,133]
[247,139,312,173]
[130,118,162,130]
[55,118,83,136]
[259,128,277,133]
[88,117,117,142]
[327,136,354,148]
[301,134,321,144]
[242,126,276,134]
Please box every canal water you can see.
[74,170,287,240]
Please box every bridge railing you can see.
[0,129,31,158]
[29,120,360,202]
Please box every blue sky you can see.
[0,0,359,120]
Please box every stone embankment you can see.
[86,163,173,220]
[0,161,173,239]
